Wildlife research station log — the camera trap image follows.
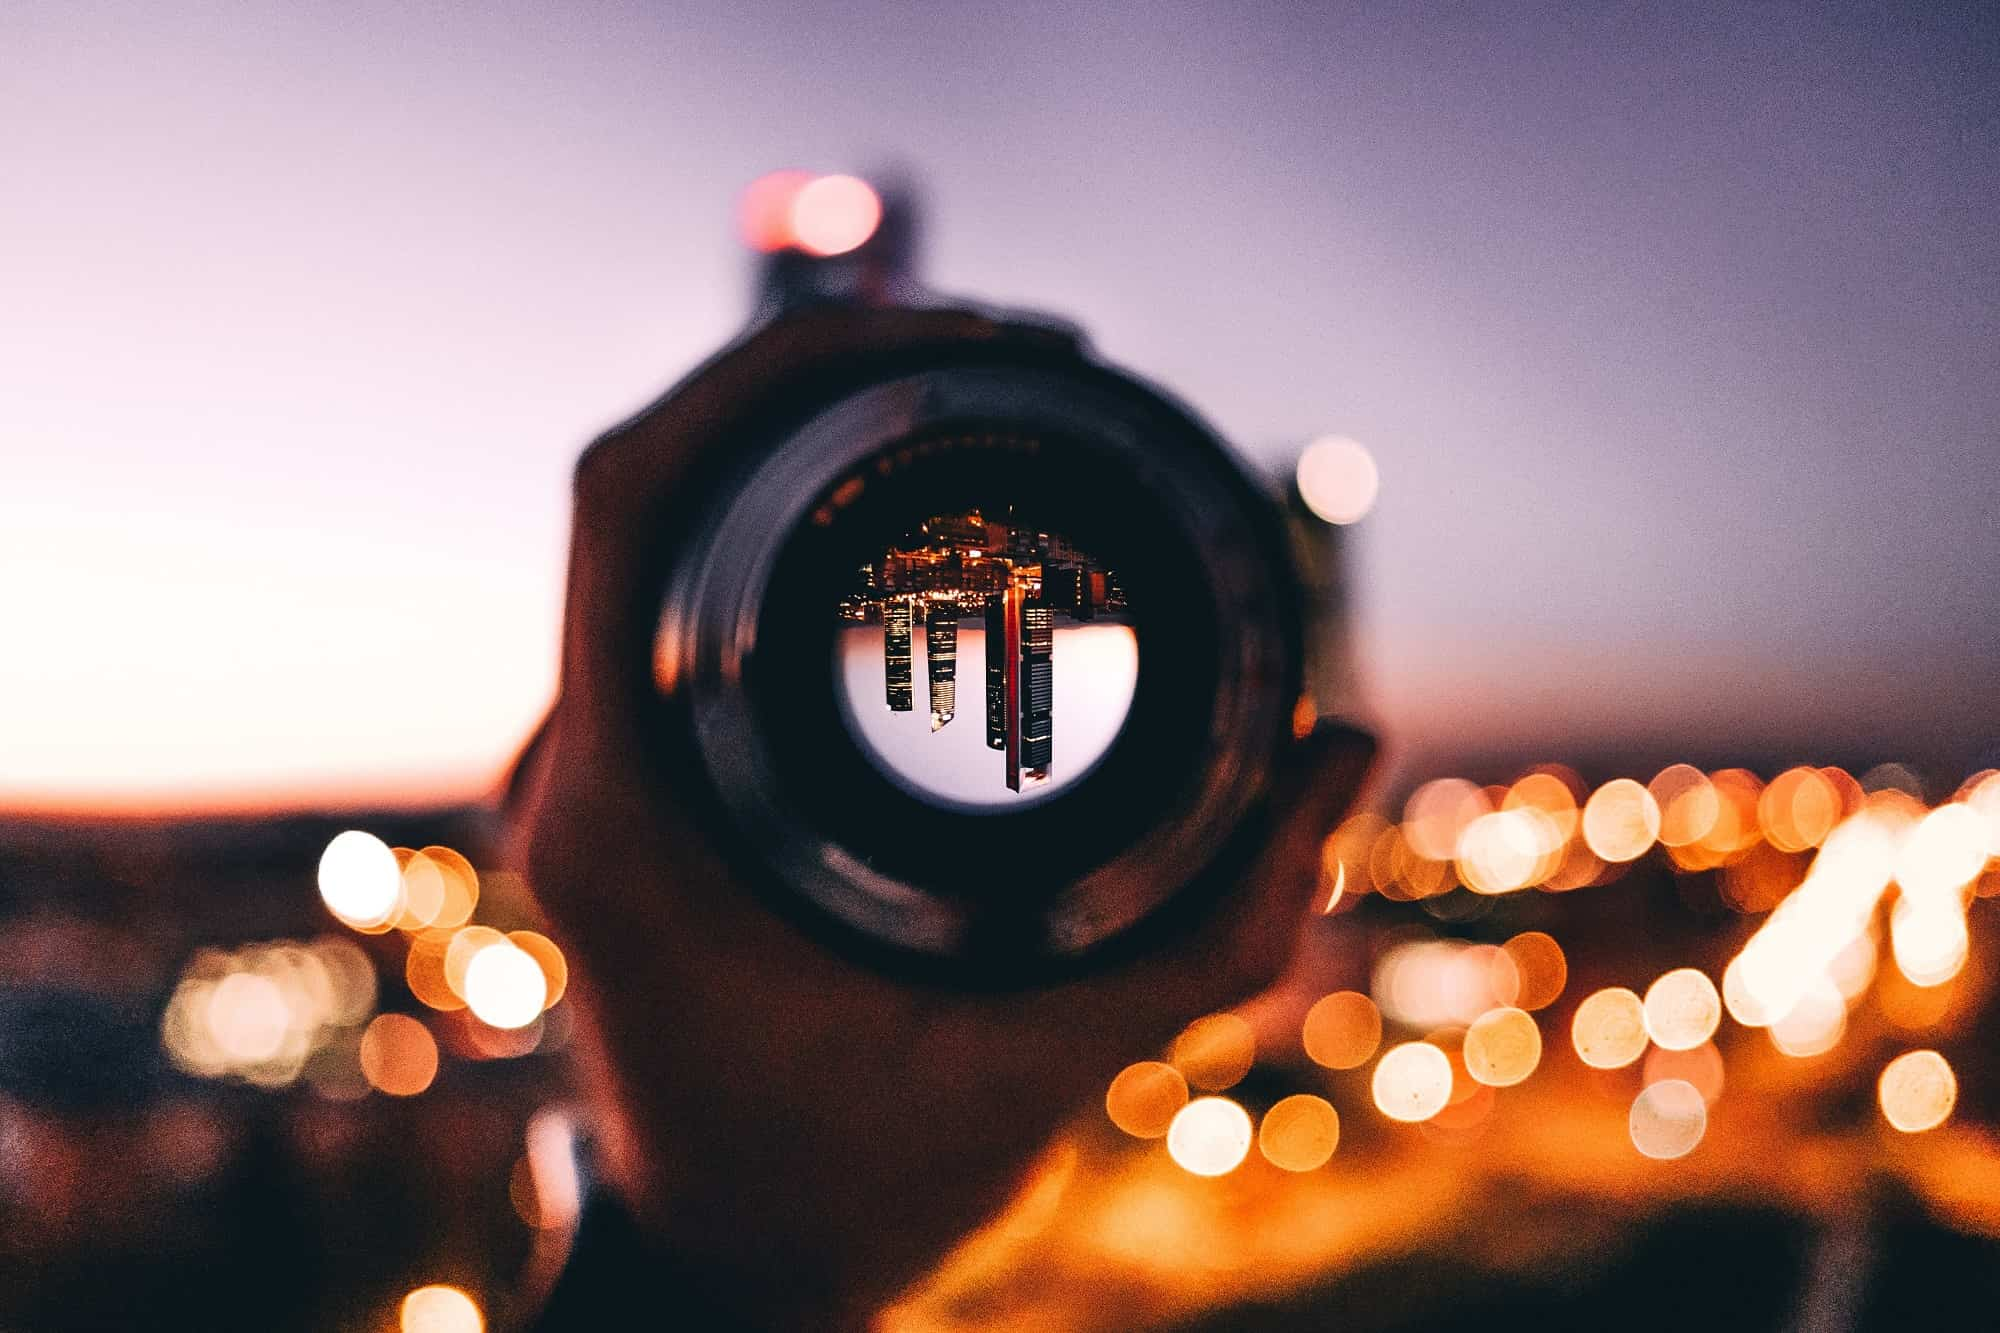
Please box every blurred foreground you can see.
[3,761,1998,1331]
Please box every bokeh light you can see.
[1768,978,1847,1058]
[162,940,365,1089]
[1877,1050,1957,1133]
[1761,766,1842,852]
[1105,1061,1189,1139]
[1503,770,1581,843]
[1582,780,1661,863]
[1402,778,1490,863]
[789,174,882,256]
[1629,1079,1707,1159]
[1294,435,1380,525]
[524,1109,582,1232]
[443,925,506,1000]
[359,1013,439,1097]
[406,930,467,1012]
[317,830,402,930]
[1371,1042,1453,1123]
[417,845,479,930]
[1455,808,1559,894]
[400,1284,483,1333]
[1697,768,1766,861]
[1571,987,1648,1069]
[1895,802,1989,899]
[311,936,378,1026]
[1641,968,1721,1051]
[1648,764,1719,848]
[1374,940,1520,1028]
[1258,1094,1340,1172]
[1463,1006,1541,1087]
[1301,990,1382,1070]
[1165,1097,1254,1177]
[506,930,568,1009]
[737,168,813,251]
[1500,931,1567,1010]
[1643,1041,1725,1105]
[206,972,290,1065]
[1891,896,1969,987]
[462,942,549,1031]
[394,848,447,929]
[1170,1013,1256,1091]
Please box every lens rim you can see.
[654,352,1301,982]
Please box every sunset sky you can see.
[4,2,1995,810]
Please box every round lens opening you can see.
[834,507,1137,809]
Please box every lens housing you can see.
[652,339,1301,983]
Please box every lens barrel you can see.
[651,325,1302,984]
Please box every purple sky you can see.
[4,2,1995,808]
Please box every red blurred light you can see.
[789,174,881,256]
[738,171,882,257]
[738,170,812,252]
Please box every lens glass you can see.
[833,507,1137,808]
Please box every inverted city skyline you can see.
[843,510,1122,793]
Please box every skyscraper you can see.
[926,613,957,731]
[984,593,1007,752]
[1017,598,1053,785]
[883,599,913,712]
[988,584,1055,793]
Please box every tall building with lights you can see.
[883,600,913,712]
[984,594,1007,751]
[983,585,1055,793]
[926,613,957,731]
[1017,599,1053,785]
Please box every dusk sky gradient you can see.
[4,1,1995,809]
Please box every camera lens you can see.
[653,346,1301,981]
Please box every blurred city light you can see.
[359,1013,440,1097]
[462,941,549,1030]
[1169,1013,1255,1091]
[1641,968,1721,1051]
[1571,987,1648,1070]
[1293,435,1379,525]
[1643,1041,1726,1106]
[1106,1061,1189,1139]
[1629,1079,1707,1159]
[1761,766,1842,851]
[1300,990,1381,1070]
[524,1108,583,1231]
[738,168,815,251]
[1463,1006,1541,1087]
[1503,770,1581,842]
[1878,1050,1957,1133]
[1500,931,1567,1010]
[1767,978,1846,1058]
[1649,764,1719,848]
[162,937,376,1088]
[1257,1094,1340,1171]
[1456,808,1557,894]
[1402,778,1488,862]
[1373,940,1519,1028]
[789,173,882,256]
[400,1284,483,1333]
[1371,1042,1453,1123]
[317,829,403,930]
[1582,779,1661,863]
[444,925,507,1000]
[1165,1097,1254,1177]
[507,929,569,1007]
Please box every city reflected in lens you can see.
[834,508,1137,808]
